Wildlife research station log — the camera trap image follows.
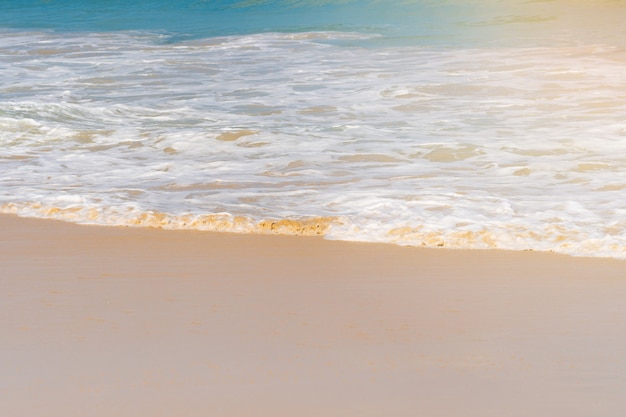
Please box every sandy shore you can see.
[1,214,626,417]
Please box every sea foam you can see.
[1,22,626,258]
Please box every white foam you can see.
[1,30,626,258]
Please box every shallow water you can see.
[1,1,626,258]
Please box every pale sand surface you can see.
[1,214,626,417]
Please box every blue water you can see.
[0,0,439,39]
[2,0,626,258]
[1,0,604,46]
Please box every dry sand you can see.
[1,214,625,417]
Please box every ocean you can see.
[1,0,626,258]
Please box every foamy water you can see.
[2,1,626,258]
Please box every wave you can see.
[2,24,626,259]
[3,201,626,260]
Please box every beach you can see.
[3,0,626,415]
[2,213,625,416]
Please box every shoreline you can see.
[2,214,626,416]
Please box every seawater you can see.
[1,0,626,258]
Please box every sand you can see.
[1,214,626,417]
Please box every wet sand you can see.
[1,214,626,417]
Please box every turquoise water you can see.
[3,0,621,46]
[2,1,626,258]
[2,0,455,40]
